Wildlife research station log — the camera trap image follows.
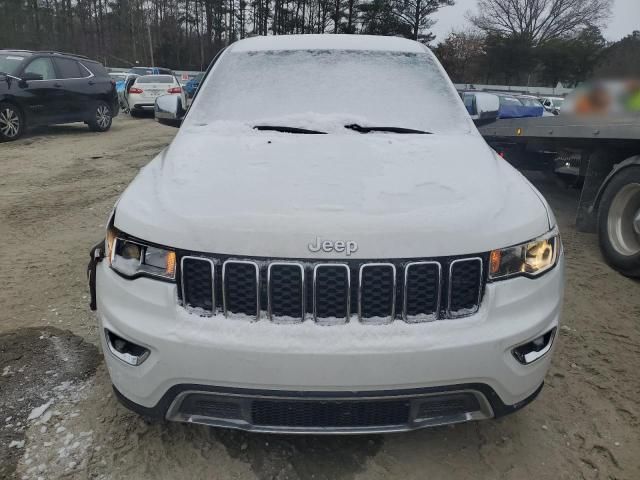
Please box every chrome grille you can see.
[358,264,396,323]
[267,263,305,321]
[448,258,483,317]
[179,255,485,323]
[404,262,441,321]
[180,257,215,313]
[223,260,260,319]
[313,264,350,323]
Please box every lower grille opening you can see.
[179,394,242,420]
[251,399,410,428]
[170,390,493,431]
[415,393,481,420]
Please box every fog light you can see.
[512,328,556,365]
[105,329,150,366]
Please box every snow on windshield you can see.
[187,49,471,134]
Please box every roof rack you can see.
[36,51,91,60]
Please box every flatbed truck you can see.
[478,114,640,277]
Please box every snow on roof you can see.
[229,34,427,53]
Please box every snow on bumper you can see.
[96,257,564,410]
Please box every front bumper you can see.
[113,381,543,434]
[95,256,563,432]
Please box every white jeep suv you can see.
[88,35,564,434]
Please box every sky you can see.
[430,0,640,43]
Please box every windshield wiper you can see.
[345,124,432,134]
[254,125,327,134]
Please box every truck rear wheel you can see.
[597,166,640,277]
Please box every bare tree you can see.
[434,29,485,82]
[468,0,612,45]
[0,0,457,69]
[392,0,454,41]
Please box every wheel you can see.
[0,102,25,141]
[88,101,113,132]
[597,165,640,277]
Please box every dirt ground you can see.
[0,116,638,480]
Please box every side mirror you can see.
[472,93,500,123]
[155,94,185,128]
[20,72,44,82]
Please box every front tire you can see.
[0,102,25,142]
[597,165,640,277]
[88,101,113,132]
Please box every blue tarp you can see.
[498,105,544,119]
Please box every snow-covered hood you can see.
[115,127,551,258]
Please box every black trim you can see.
[113,381,544,423]
[87,240,104,311]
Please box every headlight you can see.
[106,227,176,280]
[489,228,560,280]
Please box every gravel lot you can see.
[0,116,639,480]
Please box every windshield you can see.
[135,75,174,84]
[188,49,470,134]
[499,96,523,106]
[0,53,29,75]
[129,67,154,76]
[519,98,540,107]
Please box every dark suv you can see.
[0,50,119,141]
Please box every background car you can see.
[126,74,185,117]
[496,94,544,118]
[461,91,542,120]
[540,96,565,115]
[110,72,128,97]
[184,72,204,98]
[117,73,140,113]
[0,50,118,141]
[515,95,549,116]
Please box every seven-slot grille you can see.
[179,254,485,323]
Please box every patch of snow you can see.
[173,309,480,354]
[63,432,74,446]
[230,34,426,53]
[27,400,53,421]
[10,440,25,448]
[38,410,52,425]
